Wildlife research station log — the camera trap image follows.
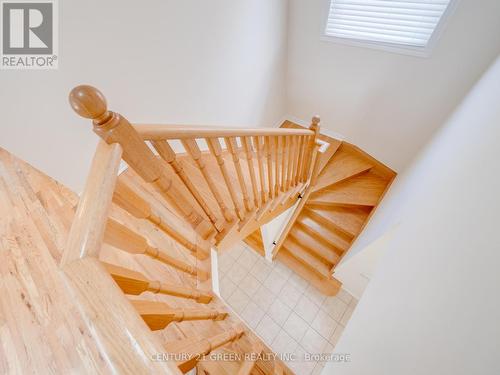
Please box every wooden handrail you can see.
[133,125,313,140]
[61,140,123,265]
[69,85,214,240]
[103,262,213,303]
[131,300,227,330]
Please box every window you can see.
[324,0,456,56]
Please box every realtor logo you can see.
[1,0,58,69]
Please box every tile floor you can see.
[218,242,358,375]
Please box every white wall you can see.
[325,55,500,375]
[286,0,500,172]
[0,0,288,191]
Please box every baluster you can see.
[253,136,267,205]
[131,300,227,330]
[295,135,305,186]
[274,136,281,197]
[225,137,253,212]
[242,137,259,209]
[113,176,210,259]
[182,138,234,223]
[265,137,274,201]
[281,136,288,192]
[104,218,209,280]
[286,136,294,191]
[103,262,213,303]
[206,137,245,222]
[68,85,213,239]
[151,140,222,231]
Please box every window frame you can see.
[320,0,460,58]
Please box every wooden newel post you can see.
[68,85,214,239]
[303,115,321,181]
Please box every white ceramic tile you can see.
[279,282,303,309]
[268,298,292,327]
[321,295,348,322]
[336,288,353,305]
[289,272,310,293]
[240,300,265,329]
[226,261,248,284]
[294,294,320,324]
[219,276,237,300]
[340,304,356,326]
[329,324,344,347]
[283,312,309,342]
[289,345,316,375]
[250,258,273,283]
[226,287,250,314]
[218,254,235,274]
[252,284,276,311]
[301,327,328,355]
[312,309,338,340]
[305,283,327,307]
[271,329,299,355]
[255,314,281,346]
[228,242,246,260]
[239,273,261,297]
[273,261,292,279]
[237,248,259,270]
[311,361,326,375]
[263,269,287,294]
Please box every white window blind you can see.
[325,0,452,48]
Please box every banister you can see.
[133,124,314,140]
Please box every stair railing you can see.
[60,84,318,374]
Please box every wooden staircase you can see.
[273,123,396,295]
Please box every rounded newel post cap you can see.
[311,115,321,125]
[69,85,110,122]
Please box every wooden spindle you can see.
[290,136,299,187]
[68,85,213,240]
[104,218,209,280]
[295,135,305,186]
[253,136,267,205]
[242,137,259,208]
[181,138,234,223]
[265,137,274,201]
[113,177,210,260]
[165,328,245,373]
[281,136,288,192]
[152,140,221,231]
[286,136,294,191]
[274,136,281,197]
[207,137,245,222]
[131,300,227,330]
[102,262,213,303]
[225,137,253,212]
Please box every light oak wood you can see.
[134,125,313,140]
[274,136,281,196]
[243,229,265,256]
[281,136,288,192]
[103,262,213,303]
[131,300,227,330]
[302,116,321,182]
[152,139,222,231]
[265,136,275,200]
[242,137,260,208]
[165,328,245,373]
[113,176,210,259]
[69,85,214,240]
[182,138,234,223]
[226,137,253,212]
[253,136,268,205]
[104,218,209,280]
[61,140,122,265]
[207,137,246,221]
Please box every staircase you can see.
[273,122,396,295]
[0,84,394,374]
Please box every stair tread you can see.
[313,145,374,193]
[289,226,343,261]
[282,240,332,277]
[305,205,371,238]
[298,213,352,252]
[309,171,389,207]
[276,252,341,296]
